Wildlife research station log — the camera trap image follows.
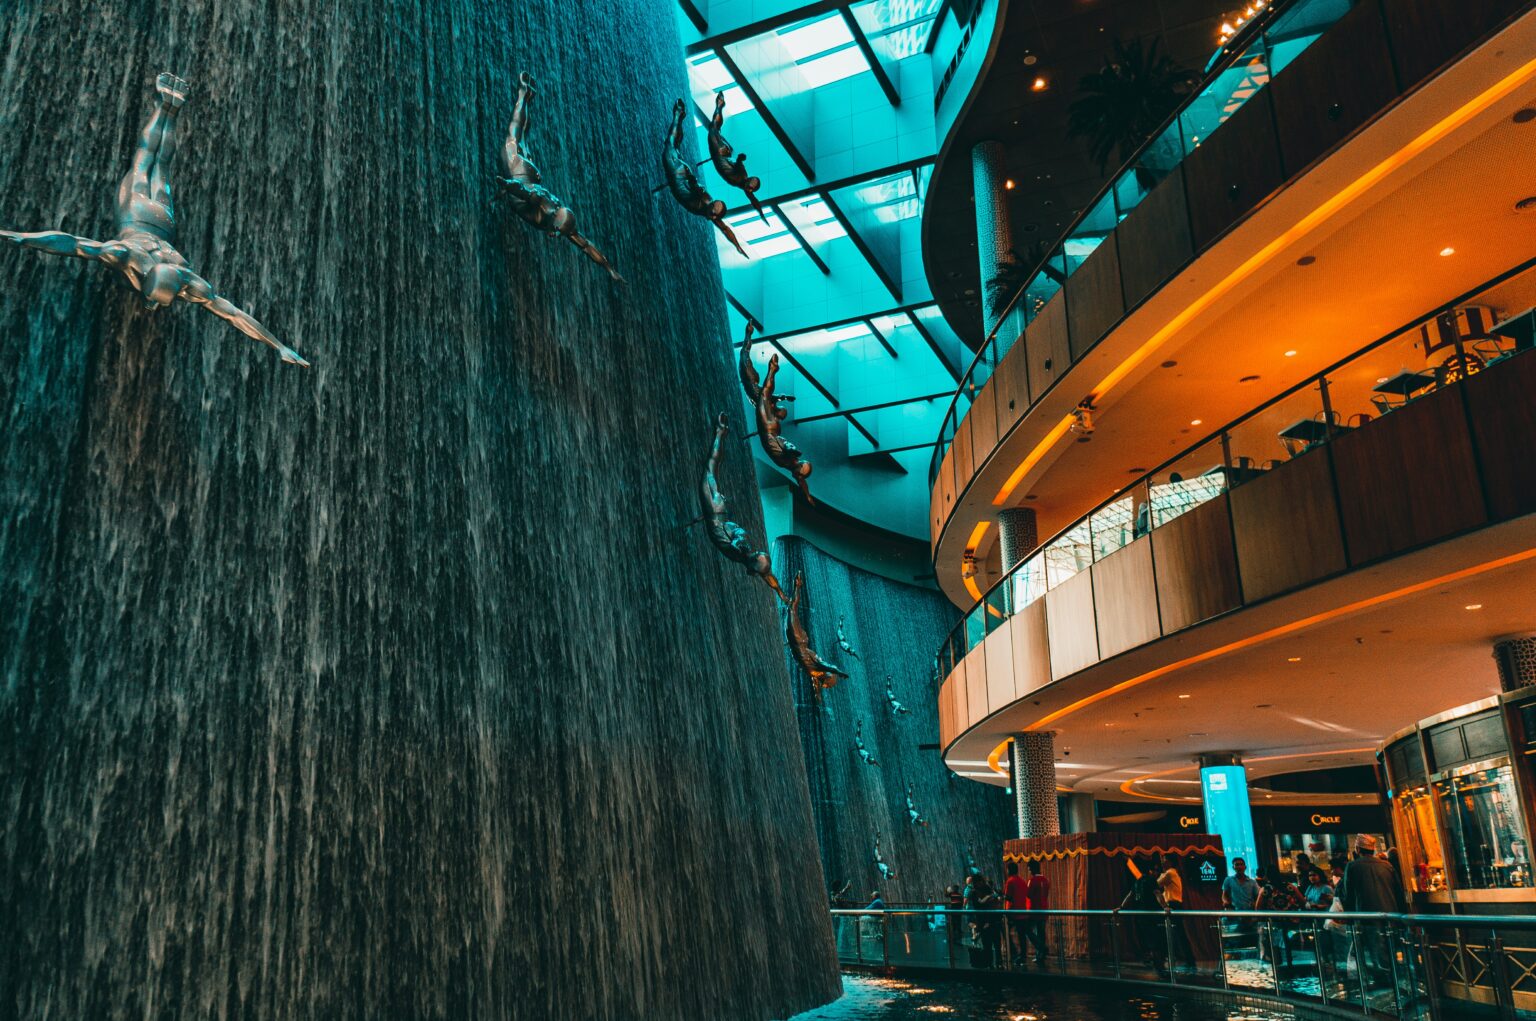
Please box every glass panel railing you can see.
[1090,488,1140,560]
[935,258,1536,693]
[1042,518,1093,589]
[1149,435,1229,529]
[931,0,1339,490]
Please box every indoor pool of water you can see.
[783,974,1302,1021]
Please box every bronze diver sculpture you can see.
[785,571,848,697]
[0,73,307,366]
[498,72,623,282]
[738,322,814,503]
[663,99,747,257]
[854,718,880,767]
[700,413,784,598]
[706,92,767,222]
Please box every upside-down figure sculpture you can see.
[699,413,783,598]
[784,571,848,697]
[1,73,307,365]
[738,321,814,502]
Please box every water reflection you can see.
[784,975,1302,1020]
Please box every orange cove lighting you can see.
[990,52,1536,508]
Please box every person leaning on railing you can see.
[1156,854,1199,973]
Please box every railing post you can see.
[1165,910,1178,985]
[1216,913,1229,990]
[1315,919,1331,1002]
[1351,923,1372,1015]
[1490,932,1517,1021]
[1111,912,1122,979]
[856,914,864,966]
[946,908,956,970]
[1319,374,1337,439]
[1267,918,1281,995]
[882,912,891,968]
[1056,915,1065,969]
[1416,924,1444,1021]
[1387,919,1404,1019]
[1002,911,1012,970]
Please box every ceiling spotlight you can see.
[1190,418,1203,426]
[1178,694,1191,699]
[1284,350,1298,357]
[1031,77,1049,92]
[1465,603,1483,610]
[1005,178,1016,190]
[1287,657,1301,662]
[1440,246,1456,257]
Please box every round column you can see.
[972,140,1016,338]
[1011,732,1061,838]
[998,507,1038,571]
[1493,635,1536,692]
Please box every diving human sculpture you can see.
[0,73,307,366]
[664,99,747,257]
[499,72,623,282]
[873,832,897,882]
[885,676,910,716]
[701,413,784,598]
[905,785,929,827]
[836,615,860,660]
[738,322,814,502]
[785,571,848,696]
[854,719,880,767]
[706,92,766,222]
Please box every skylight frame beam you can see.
[840,7,901,106]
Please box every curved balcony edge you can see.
[935,341,1536,773]
[926,0,1536,608]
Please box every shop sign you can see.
[1311,813,1341,826]
[1198,860,1219,883]
[1178,815,1203,830]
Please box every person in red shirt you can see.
[1003,862,1030,965]
[1023,858,1051,964]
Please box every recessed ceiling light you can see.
[1178,694,1191,699]
[1440,246,1456,257]
[1284,350,1298,357]
[1188,732,1207,737]
[1517,197,1536,212]
[1465,603,1483,610]
[1190,419,1202,426]
[1031,77,1049,92]
[1161,360,1178,368]
[1255,703,1273,709]
[1005,179,1016,190]
[1377,377,1389,384]
[1296,255,1316,266]
[1287,657,1301,662]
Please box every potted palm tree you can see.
[1067,37,1195,182]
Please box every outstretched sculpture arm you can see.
[178,273,310,366]
[1,229,122,265]
[563,229,623,283]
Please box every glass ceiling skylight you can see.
[686,54,748,116]
[852,0,945,61]
[781,196,848,243]
[725,209,801,258]
[853,170,925,223]
[778,13,870,87]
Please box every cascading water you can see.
[774,537,1014,904]
[0,2,840,1017]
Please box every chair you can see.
[1371,395,1397,417]
[1347,413,1372,429]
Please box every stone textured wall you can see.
[0,2,839,1018]
[775,537,1015,904]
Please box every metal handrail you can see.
[834,905,1536,1019]
[927,0,1297,488]
[932,254,1536,680]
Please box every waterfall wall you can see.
[775,537,1015,904]
[0,2,839,1017]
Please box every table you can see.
[1373,370,1437,397]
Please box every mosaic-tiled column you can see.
[1011,732,1060,838]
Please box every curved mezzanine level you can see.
[936,260,1536,800]
[925,0,1536,608]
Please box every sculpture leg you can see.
[148,101,180,213]
[116,104,172,212]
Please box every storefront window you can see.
[1432,762,1532,890]
[1392,786,1447,893]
